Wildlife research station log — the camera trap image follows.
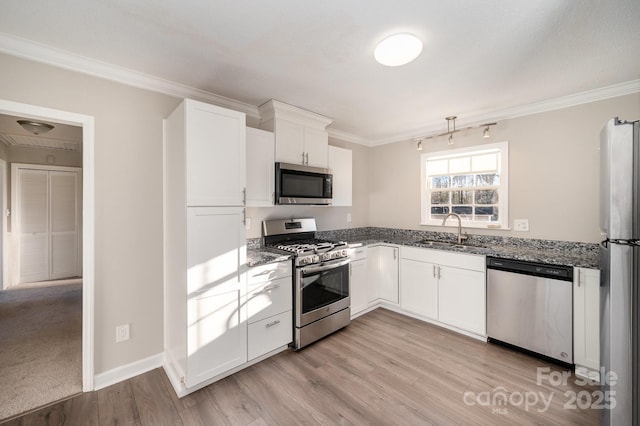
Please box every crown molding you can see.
[0,32,260,120]
[327,128,371,146]
[0,133,82,151]
[369,79,640,146]
[258,99,333,129]
[1,32,637,147]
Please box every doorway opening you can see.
[0,100,94,420]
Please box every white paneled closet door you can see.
[14,166,80,285]
[17,169,49,283]
[49,171,79,280]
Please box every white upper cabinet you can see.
[167,99,246,207]
[258,99,333,168]
[246,127,275,207]
[273,119,306,165]
[328,145,352,206]
[302,127,329,167]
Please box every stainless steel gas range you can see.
[263,218,350,350]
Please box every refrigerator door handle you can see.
[601,238,640,248]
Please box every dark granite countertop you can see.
[317,228,600,269]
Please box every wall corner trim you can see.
[93,353,163,391]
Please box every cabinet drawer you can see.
[247,261,292,286]
[247,276,292,323]
[248,310,292,361]
[349,246,367,261]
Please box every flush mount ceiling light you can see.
[17,120,54,135]
[374,33,423,66]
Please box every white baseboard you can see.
[353,302,487,342]
[93,352,163,390]
[575,365,601,384]
[163,345,290,398]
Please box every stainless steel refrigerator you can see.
[600,117,639,426]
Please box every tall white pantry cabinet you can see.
[163,99,247,395]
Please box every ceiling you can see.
[0,0,638,145]
[0,114,82,152]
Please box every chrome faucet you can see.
[441,213,468,244]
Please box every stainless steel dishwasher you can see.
[486,257,574,365]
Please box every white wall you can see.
[368,93,640,243]
[0,52,180,374]
[7,145,82,167]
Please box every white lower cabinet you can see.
[165,206,247,391]
[399,246,486,336]
[185,208,247,385]
[573,267,600,375]
[246,261,293,361]
[367,245,399,305]
[399,259,438,320]
[248,311,293,360]
[349,247,369,316]
[188,288,246,385]
[437,265,486,335]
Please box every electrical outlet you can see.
[514,219,530,232]
[116,324,130,343]
[245,217,251,230]
[346,213,352,223]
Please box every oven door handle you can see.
[300,258,351,274]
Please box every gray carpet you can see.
[0,283,82,421]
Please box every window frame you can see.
[420,141,509,229]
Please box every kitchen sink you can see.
[415,239,488,250]
[416,239,458,248]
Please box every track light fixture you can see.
[415,118,497,148]
[446,116,456,145]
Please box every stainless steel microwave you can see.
[275,162,333,205]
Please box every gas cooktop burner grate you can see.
[274,239,342,254]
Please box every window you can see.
[420,142,509,229]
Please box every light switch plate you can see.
[245,217,251,230]
[514,219,529,232]
[346,213,352,223]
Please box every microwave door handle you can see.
[301,258,351,274]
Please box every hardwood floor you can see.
[2,309,600,425]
